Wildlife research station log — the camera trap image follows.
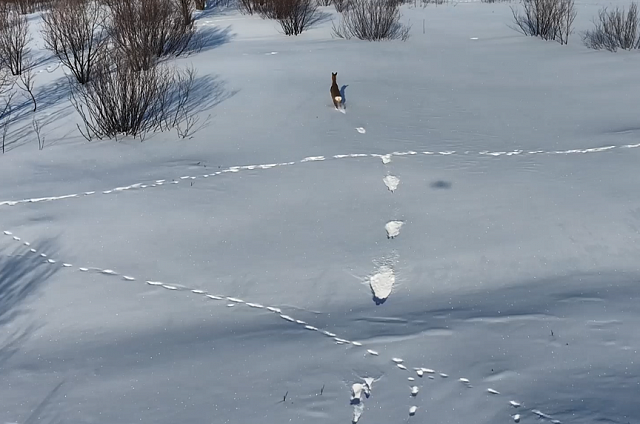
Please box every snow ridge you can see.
[0,143,634,208]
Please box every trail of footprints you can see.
[1,142,638,208]
[2,139,601,422]
[3,230,553,424]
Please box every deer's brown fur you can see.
[330,72,342,109]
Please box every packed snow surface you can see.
[1,1,640,424]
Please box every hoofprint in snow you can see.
[3,3,640,424]
[369,265,395,303]
[0,143,636,208]
[383,175,400,193]
[385,220,404,239]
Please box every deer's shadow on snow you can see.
[372,294,388,305]
[340,85,349,109]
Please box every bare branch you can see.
[41,0,109,84]
[0,2,31,75]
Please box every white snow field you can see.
[2,1,640,423]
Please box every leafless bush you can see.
[1,0,52,14]
[316,0,331,6]
[332,0,410,40]
[106,0,196,71]
[237,0,256,14]
[195,0,206,8]
[419,0,445,6]
[0,2,30,75]
[42,0,108,84]
[333,0,347,11]
[269,0,322,35]
[511,0,576,45]
[176,0,195,27]
[69,58,198,141]
[583,3,640,51]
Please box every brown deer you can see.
[330,72,342,109]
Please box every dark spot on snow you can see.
[431,180,452,189]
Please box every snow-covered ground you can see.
[2,1,640,423]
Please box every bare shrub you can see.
[511,0,576,45]
[42,0,108,84]
[237,0,257,14]
[106,0,196,71]
[176,0,195,27]
[333,0,348,11]
[316,0,331,6]
[420,0,446,6]
[238,0,276,15]
[195,0,206,8]
[0,2,30,75]
[69,58,198,140]
[332,0,410,40]
[2,0,52,14]
[268,0,322,35]
[583,3,640,51]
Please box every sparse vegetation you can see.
[511,0,576,45]
[332,0,410,41]
[271,0,322,35]
[333,0,347,12]
[0,2,30,75]
[1,0,52,14]
[237,0,263,15]
[419,0,446,6]
[583,2,640,51]
[70,58,198,140]
[106,0,197,71]
[237,0,321,35]
[42,0,109,84]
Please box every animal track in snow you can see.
[2,225,561,423]
[385,220,404,239]
[1,143,636,208]
[370,265,395,305]
[350,377,376,422]
[356,127,366,134]
[383,175,400,193]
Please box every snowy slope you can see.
[1,2,640,424]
